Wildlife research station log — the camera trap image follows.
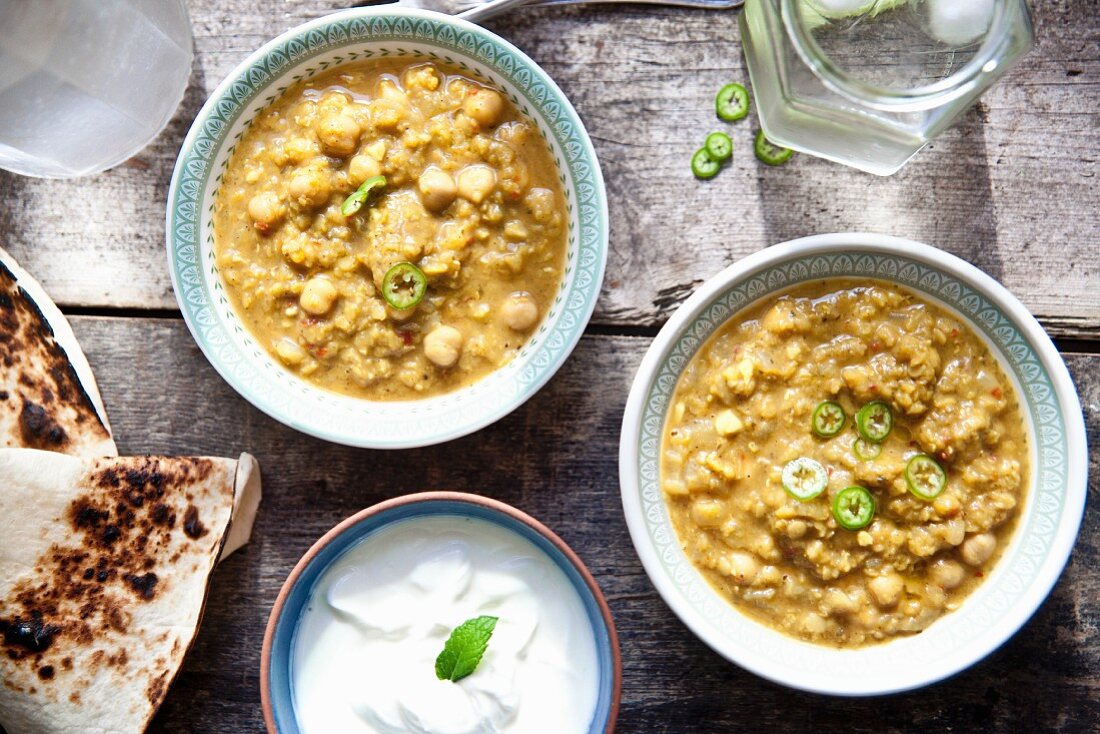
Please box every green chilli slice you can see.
[906,454,947,500]
[811,401,846,437]
[832,486,875,530]
[855,400,893,443]
[781,457,829,501]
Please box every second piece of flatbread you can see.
[0,449,261,733]
[0,247,116,457]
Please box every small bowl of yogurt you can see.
[262,492,621,733]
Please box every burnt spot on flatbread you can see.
[183,506,207,539]
[37,664,54,680]
[124,573,158,600]
[0,456,229,685]
[151,502,175,527]
[0,613,60,653]
[146,670,169,704]
[0,259,111,454]
[19,400,68,448]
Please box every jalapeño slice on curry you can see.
[906,454,948,500]
[382,262,427,310]
[856,400,893,443]
[852,436,883,461]
[715,83,750,122]
[832,486,875,530]
[811,401,846,437]
[781,457,828,501]
[753,129,794,166]
[341,174,386,217]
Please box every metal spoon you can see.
[393,0,742,22]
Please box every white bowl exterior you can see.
[619,233,1088,696]
[167,9,607,448]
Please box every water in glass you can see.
[0,0,192,178]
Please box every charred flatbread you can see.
[0,449,261,733]
[0,248,115,457]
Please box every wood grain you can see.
[58,316,1098,733]
[0,1,1096,338]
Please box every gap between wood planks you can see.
[60,306,1100,355]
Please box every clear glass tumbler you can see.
[0,0,193,179]
[740,0,1034,175]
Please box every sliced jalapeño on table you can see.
[382,262,427,310]
[715,82,750,122]
[906,454,947,500]
[754,129,794,166]
[691,148,721,179]
[704,131,733,162]
[832,486,875,530]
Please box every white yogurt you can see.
[292,515,601,734]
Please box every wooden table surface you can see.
[0,1,1097,731]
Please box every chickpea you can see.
[348,154,382,185]
[464,88,504,127]
[247,191,284,232]
[289,166,331,208]
[456,164,496,204]
[725,552,760,585]
[417,167,457,212]
[868,573,904,608]
[501,291,538,331]
[423,325,463,368]
[274,338,306,365]
[317,113,361,157]
[930,558,966,590]
[960,533,997,566]
[299,277,338,316]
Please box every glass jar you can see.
[740,0,1034,175]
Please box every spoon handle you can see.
[458,0,536,22]
[459,0,741,21]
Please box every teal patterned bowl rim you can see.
[165,8,607,448]
[619,233,1088,696]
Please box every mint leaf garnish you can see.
[434,615,498,682]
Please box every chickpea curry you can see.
[213,59,567,400]
[660,280,1030,647]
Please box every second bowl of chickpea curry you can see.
[168,9,607,446]
[620,234,1088,695]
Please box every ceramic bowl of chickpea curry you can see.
[620,234,1087,695]
[167,8,606,447]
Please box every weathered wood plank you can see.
[58,316,1098,733]
[0,2,1096,339]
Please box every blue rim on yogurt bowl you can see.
[261,492,621,733]
[166,8,608,448]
